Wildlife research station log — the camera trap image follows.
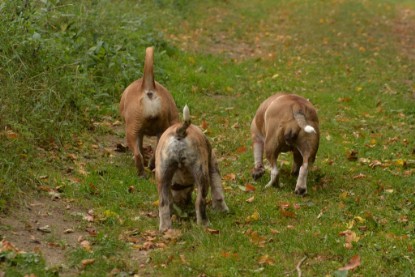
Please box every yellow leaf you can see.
[246,211,260,223]
[354,216,365,223]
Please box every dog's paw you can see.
[252,167,265,180]
[294,187,307,196]
[213,200,229,213]
[148,158,156,171]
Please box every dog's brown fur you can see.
[156,106,229,232]
[251,93,320,195]
[120,47,179,177]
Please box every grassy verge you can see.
[1,0,414,276]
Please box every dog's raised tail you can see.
[293,111,316,134]
[142,47,156,90]
[176,105,191,139]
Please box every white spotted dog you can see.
[120,47,179,177]
[250,93,320,195]
[156,105,229,232]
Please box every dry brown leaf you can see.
[200,119,208,130]
[236,146,247,153]
[248,231,266,247]
[352,173,366,179]
[163,229,182,240]
[80,240,92,252]
[246,196,255,203]
[5,130,18,139]
[258,254,275,265]
[223,173,236,181]
[81,258,95,268]
[280,209,296,218]
[346,149,358,161]
[180,254,189,265]
[339,230,359,249]
[221,251,240,260]
[206,228,220,235]
[245,183,256,192]
[338,255,361,271]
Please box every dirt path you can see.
[0,194,88,275]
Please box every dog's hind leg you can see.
[264,161,280,189]
[127,131,145,177]
[293,145,310,195]
[294,160,308,195]
[251,134,265,180]
[264,136,281,189]
[194,170,210,227]
[158,167,175,232]
[291,148,303,176]
[148,134,160,171]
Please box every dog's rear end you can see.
[120,47,179,177]
[251,94,319,195]
[156,106,228,231]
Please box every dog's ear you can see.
[142,47,156,90]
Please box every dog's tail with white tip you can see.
[293,111,316,134]
[176,105,191,139]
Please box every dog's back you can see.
[120,47,179,136]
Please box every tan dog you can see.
[251,93,320,195]
[156,106,229,231]
[120,47,179,177]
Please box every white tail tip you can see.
[183,105,190,121]
[304,125,316,133]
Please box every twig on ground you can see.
[296,256,308,277]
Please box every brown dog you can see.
[251,93,320,195]
[156,106,229,231]
[120,47,179,177]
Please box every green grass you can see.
[1,0,415,276]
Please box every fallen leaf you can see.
[206,228,220,235]
[258,254,275,265]
[236,146,247,153]
[180,254,189,265]
[338,255,361,271]
[163,229,182,241]
[37,225,51,233]
[81,258,95,268]
[221,251,239,260]
[280,209,296,218]
[346,150,358,161]
[245,184,256,192]
[339,230,359,249]
[5,130,18,139]
[352,173,366,179]
[246,211,260,223]
[80,240,92,252]
[246,196,255,203]
[63,228,74,234]
[247,231,267,247]
[270,229,280,234]
[200,119,208,130]
[223,173,236,181]
[338,97,352,103]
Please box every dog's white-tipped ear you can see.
[304,125,316,134]
[183,105,190,121]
